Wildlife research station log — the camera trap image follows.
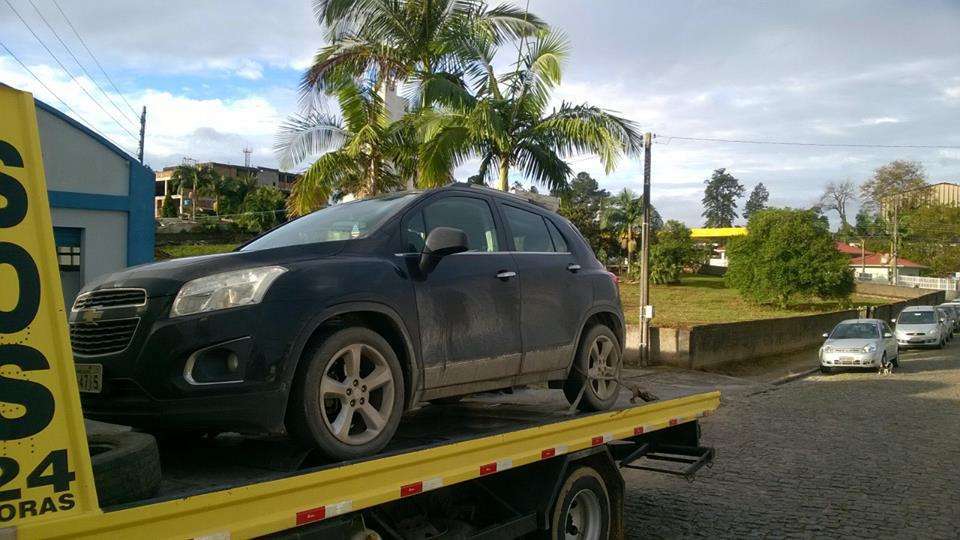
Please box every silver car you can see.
[894,306,945,349]
[937,303,960,334]
[820,319,898,373]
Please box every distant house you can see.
[835,241,867,258]
[154,161,300,217]
[880,181,960,218]
[849,253,925,280]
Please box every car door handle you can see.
[567,263,581,272]
[496,270,517,280]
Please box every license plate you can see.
[839,357,855,364]
[75,363,103,393]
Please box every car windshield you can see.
[898,311,936,325]
[830,323,879,340]
[241,193,417,252]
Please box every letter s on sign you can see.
[0,345,55,440]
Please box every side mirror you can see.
[890,318,897,324]
[941,318,947,324]
[821,333,829,338]
[884,332,893,338]
[419,227,469,275]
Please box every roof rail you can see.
[456,182,560,211]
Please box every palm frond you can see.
[513,140,572,191]
[288,150,363,216]
[532,102,643,173]
[274,112,349,169]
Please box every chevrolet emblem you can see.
[80,310,104,322]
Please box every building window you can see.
[57,245,81,271]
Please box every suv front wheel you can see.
[563,324,622,412]
[287,327,405,460]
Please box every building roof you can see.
[848,253,925,268]
[835,241,872,256]
[690,227,748,239]
[34,98,152,176]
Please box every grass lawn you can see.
[156,243,240,259]
[620,275,889,327]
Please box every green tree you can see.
[238,186,287,233]
[160,192,178,218]
[604,188,661,274]
[552,172,610,256]
[725,208,854,307]
[168,164,220,220]
[650,220,705,284]
[901,202,960,276]
[860,160,928,214]
[743,182,769,221]
[417,29,643,191]
[277,82,420,216]
[217,174,258,216]
[701,168,744,227]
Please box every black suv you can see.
[71,184,625,459]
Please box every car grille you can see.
[70,318,140,356]
[905,332,925,336]
[73,288,146,310]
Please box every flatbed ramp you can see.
[19,390,719,538]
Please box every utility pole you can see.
[639,132,653,365]
[891,200,899,285]
[137,106,146,164]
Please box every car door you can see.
[498,203,589,375]
[403,194,522,388]
[881,321,897,358]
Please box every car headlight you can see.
[822,345,833,353]
[863,344,877,353]
[170,266,287,318]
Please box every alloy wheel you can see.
[319,343,395,445]
[586,335,619,400]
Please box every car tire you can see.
[287,327,405,460]
[88,431,161,507]
[547,466,611,540]
[820,366,832,374]
[563,324,621,412]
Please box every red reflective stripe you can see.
[634,426,644,436]
[669,418,679,426]
[480,462,498,475]
[591,436,604,446]
[541,448,556,459]
[401,482,423,497]
[296,506,326,525]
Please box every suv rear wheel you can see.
[287,327,405,460]
[563,324,621,412]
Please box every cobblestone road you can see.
[624,339,960,538]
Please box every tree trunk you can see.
[626,225,633,274]
[191,186,197,221]
[497,159,510,191]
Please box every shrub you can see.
[650,220,706,284]
[725,208,853,307]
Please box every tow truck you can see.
[0,84,719,539]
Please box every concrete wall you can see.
[36,107,130,196]
[50,208,128,303]
[624,286,946,369]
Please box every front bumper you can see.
[896,335,939,347]
[820,351,882,368]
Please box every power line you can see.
[49,0,139,119]
[0,37,136,154]
[26,0,138,125]
[657,135,960,150]
[3,0,139,143]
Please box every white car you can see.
[894,306,946,349]
[820,319,898,373]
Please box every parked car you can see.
[893,306,946,349]
[937,303,960,334]
[70,184,625,459]
[819,319,898,373]
[935,307,954,343]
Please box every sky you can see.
[1,0,958,226]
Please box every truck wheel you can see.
[564,325,621,412]
[549,466,610,540]
[88,432,161,507]
[288,327,405,460]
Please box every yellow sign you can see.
[690,227,748,239]
[0,84,98,527]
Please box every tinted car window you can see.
[898,311,935,324]
[242,193,416,252]
[419,196,499,252]
[546,220,569,252]
[404,211,427,252]
[503,205,554,252]
[830,323,879,339]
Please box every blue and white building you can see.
[35,99,155,304]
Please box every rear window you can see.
[897,311,935,324]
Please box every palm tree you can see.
[169,164,219,220]
[302,0,546,105]
[417,30,644,191]
[604,189,662,274]
[276,81,419,216]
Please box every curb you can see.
[770,367,819,386]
